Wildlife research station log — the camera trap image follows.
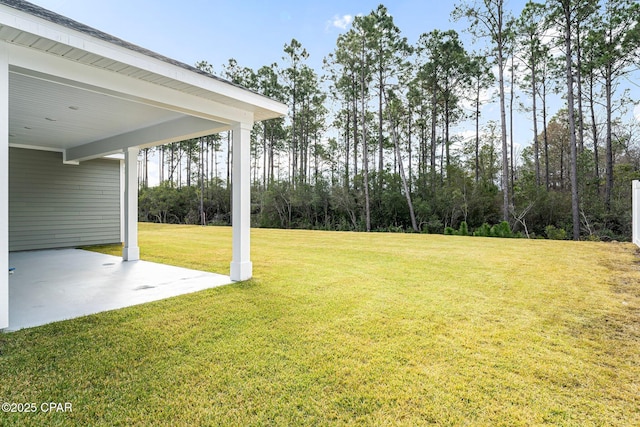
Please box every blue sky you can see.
[26,0,640,154]
[28,0,528,74]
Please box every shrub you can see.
[448,221,520,239]
[474,223,492,237]
[458,221,469,236]
[491,221,513,238]
[545,225,567,240]
[425,216,444,234]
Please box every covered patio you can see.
[7,249,233,331]
[0,1,287,330]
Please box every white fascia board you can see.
[7,43,253,124]
[65,116,228,162]
[0,5,287,118]
[8,144,121,162]
[8,143,79,164]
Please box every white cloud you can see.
[328,14,353,30]
[460,86,496,112]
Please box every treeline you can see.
[139,0,640,240]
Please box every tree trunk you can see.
[407,108,413,193]
[420,121,426,187]
[291,68,297,186]
[430,78,437,191]
[604,67,613,211]
[589,74,599,193]
[361,38,371,232]
[213,136,218,182]
[563,1,581,240]
[227,131,231,188]
[186,143,192,187]
[475,79,481,183]
[576,21,585,154]
[269,131,275,185]
[345,107,351,188]
[169,144,175,184]
[159,145,164,183]
[531,60,540,186]
[263,123,268,188]
[542,79,550,190]
[204,137,209,188]
[352,74,358,180]
[509,53,515,195]
[391,117,418,231]
[498,41,509,221]
[378,61,384,189]
[143,148,149,188]
[445,98,450,177]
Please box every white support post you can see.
[1,45,9,329]
[633,180,640,247]
[230,122,253,281]
[122,147,140,261]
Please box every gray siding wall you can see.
[9,148,121,251]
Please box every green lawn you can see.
[1,223,639,426]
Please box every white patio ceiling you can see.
[9,70,185,150]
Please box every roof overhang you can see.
[0,0,287,162]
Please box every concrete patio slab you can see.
[6,249,233,331]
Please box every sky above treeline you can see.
[27,0,640,148]
[30,0,531,74]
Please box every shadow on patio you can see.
[6,249,232,332]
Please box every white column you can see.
[120,160,125,243]
[1,45,9,329]
[633,180,640,247]
[230,122,253,281]
[122,147,140,261]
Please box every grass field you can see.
[1,223,639,426]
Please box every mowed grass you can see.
[1,223,639,426]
